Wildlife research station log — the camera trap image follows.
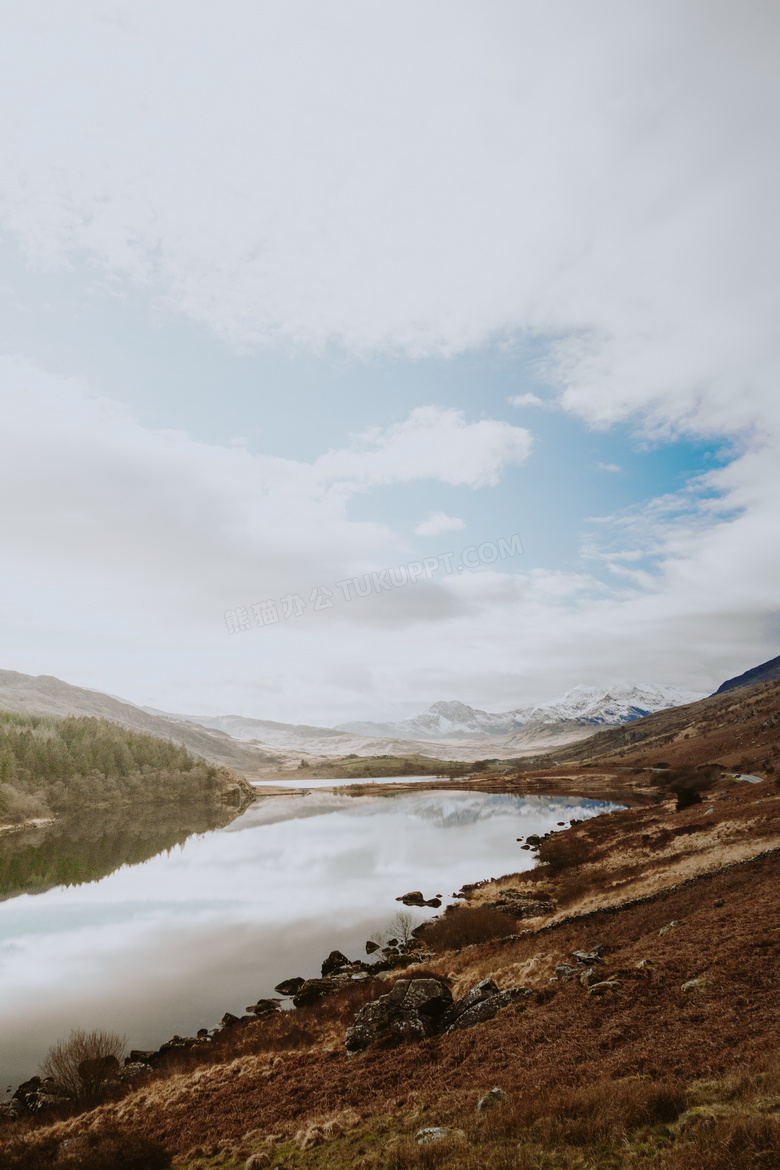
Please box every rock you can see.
[425,898,442,908]
[681,978,706,993]
[446,988,533,1032]
[477,1087,508,1112]
[416,1127,452,1144]
[578,966,603,988]
[220,1013,241,1027]
[525,834,541,847]
[274,977,305,997]
[441,978,499,1029]
[483,896,553,919]
[246,999,282,1017]
[396,891,427,906]
[293,978,339,1007]
[365,940,380,954]
[636,959,654,975]
[128,1050,157,1065]
[118,1063,149,1081]
[555,963,579,981]
[345,977,453,1054]
[571,946,606,965]
[659,921,681,936]
[587,980,622,996]
[322,949,351,977]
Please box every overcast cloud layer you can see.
[0,1,778,721]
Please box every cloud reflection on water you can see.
[0,790,617,1086]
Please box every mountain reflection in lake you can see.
[0,790,619,1086]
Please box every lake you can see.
[0,788,619,1088]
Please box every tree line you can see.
[0,712,228,823]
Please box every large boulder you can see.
[345,978,452,1054]
[246,999,282,1017]
[440,978,499,1029]
[445,987,533,1032]
[274,976,306,997]
[293,978,340,1007]
[322,950,351,977]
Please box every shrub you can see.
[535,832,590,875]
[40,1028,126,1103]
[421,906,512,951]
[674,787,702,812]
[56,1127,171,1169]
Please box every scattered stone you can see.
[128,1050,156,1065]
[416,1127,452,1144]
[636,959,654,975]
[322,949,351,977]
[571,946,606,965]
[477,1087,508,1112]
[246,999,281,1018]
[274,977,305,997]
[365,940,380,954]
[220,1013,241,1027]
[555,962,579,981]
[441,978,499,1028]
[397,891,427,906]
[446,987,533,1032]
[578,966,603,988]
[659,921,681,936]
[587,980,622,996]
[681,978,707,993]
[293,979,340,1007]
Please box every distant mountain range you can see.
[335,684,706,741]
[6,661,773,770]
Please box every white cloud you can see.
[316,408,532,491]
[0,0,775,445]
[0,361,525,626]
[413,512,466,537]
[597,462,623,473]
[509,394,547,409]
[0,4,777,719]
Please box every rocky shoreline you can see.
[1,874,558,1121]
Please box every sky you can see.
[0,0,778,724]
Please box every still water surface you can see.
[0,788,618,1086]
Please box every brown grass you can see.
[421,907,516,951]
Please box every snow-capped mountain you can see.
[517,683,705,726]
[337,684,705,741]
[335,700,521,740]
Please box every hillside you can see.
[2,683,779,1169]
[714,652,780,694]
[531,676,780,775]
[0,670,280,777]
[0,711,253,828]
